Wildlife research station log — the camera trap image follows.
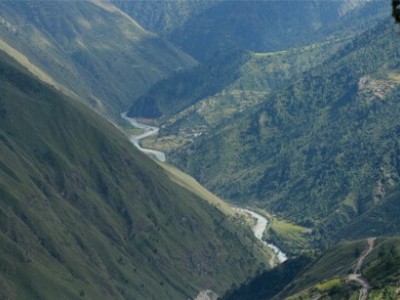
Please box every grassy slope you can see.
[264,213,313,257]
[0,51,270,299]
[170,19,400,243]
[0,0,196,118]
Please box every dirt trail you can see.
[347,237,376,300]
[354,237,376,274]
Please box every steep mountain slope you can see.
[169,19,400,242]
[0,0,195,118]
[0,51,269,300]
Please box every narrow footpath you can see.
[347,237,376,300]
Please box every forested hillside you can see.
[170,20,400,243]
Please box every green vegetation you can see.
[363,238,400,295]
[0,51,270,299]
[0,1,195,119]
[264,214,313,256]
[286,280,357,300]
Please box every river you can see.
[233,208,287,264]
[121,112,287,264]
[121,112,166,162]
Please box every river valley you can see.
[121,112,287,265]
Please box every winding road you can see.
[347,237,376,300]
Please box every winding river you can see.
[121,112,287,264]
[121,112,166,162]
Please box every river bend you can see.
[121,112,166,162]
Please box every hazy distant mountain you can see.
[0,0,195,118]
[113,0,216,35]
[118,0,386,61]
